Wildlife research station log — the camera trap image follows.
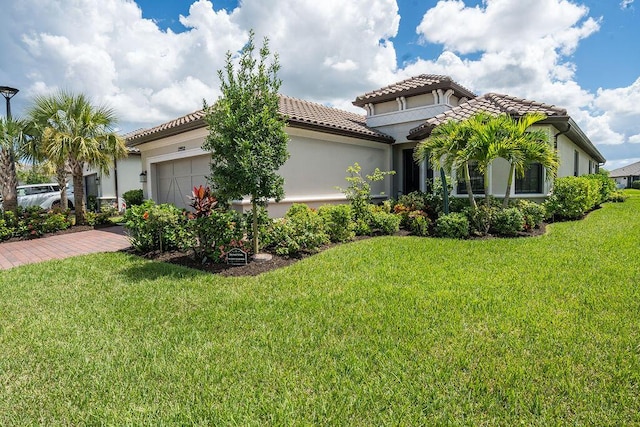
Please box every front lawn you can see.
[1,191,639,424]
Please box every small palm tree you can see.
[28,91,127,224]
[0,117,30,213]
[415,119,478,210]
[495,113,559,206]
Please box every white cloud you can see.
[629,135,640,143]
[621,0,634,9]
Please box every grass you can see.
[1,190,639,425]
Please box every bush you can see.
[631,180,640,190]
[491,208,525,236]
[42,212,71,233]
[318,204,355,243]
[406,210,431,236]
[123,200,188,252]
[122,189,144,207]
[608,190,628,203]
[370,208,401,235]
[0,218,12,241]
[585,171,616,205]
[464,205,496,236]
[544,176,601,220]
[184,209,247,262]
[265,204,329,256]
[513,200,546,230]
[435,213,469,239]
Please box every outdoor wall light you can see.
[139,171,147,183]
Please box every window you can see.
[457,162,484,194]
[516,163,543,194]
[574,150,579,176]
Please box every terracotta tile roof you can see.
[127,96,393,145]
[608,160,640,177]
[353,74,476,106]
[279,95,393,142]
[408,93,568,140]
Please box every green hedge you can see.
[545,176,602,220]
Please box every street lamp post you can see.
[0,86,19,119]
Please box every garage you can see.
[155,155,211,209]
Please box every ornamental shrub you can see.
[124,200,188,252]
[545,176,601,220]
[0,218,12,241]
[265,204,329,256]
[122,189,144,207]
[608,190,628,203]
[406,210,431,236]
[184,209,246,262]
[631,180,640,190]
[584,171,616,205]
[465,204,496,236]
[370,208,401,235]
[318,204,355,243]
[491,207,525,236]
[513,200,546,230]
[435,212,469,239]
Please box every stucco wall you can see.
[136,125,392,217]
[83,154,142,202]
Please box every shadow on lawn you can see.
[119,252,210,282]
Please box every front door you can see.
[403,149,420,194]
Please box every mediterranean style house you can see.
[126,75,605,216]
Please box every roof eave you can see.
[126,118,206,146]
[353,81,476,107]
[287,119,394,144]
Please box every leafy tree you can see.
[17,162,53,185]
[28,91,127,224]
[414,119,478,210]
[203,30,289,255]
[0,117,30,213]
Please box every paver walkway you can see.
[0,226,131,270]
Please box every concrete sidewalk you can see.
[0,226,131,270]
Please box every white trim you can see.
[145,147,210,201]
[231,193,387,207]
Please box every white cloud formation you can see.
[0,0,638,165]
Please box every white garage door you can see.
[155,155,211,209]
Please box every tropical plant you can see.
[28,91,127,224]
[0,117,30,213]
[488,113,559,207]
[415,119,478,210]
[203,30,289,255]
[122,189,144,207]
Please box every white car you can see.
[14,183,75,210]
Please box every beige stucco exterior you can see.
[135,124,392,217]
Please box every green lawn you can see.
[1,191,639,425]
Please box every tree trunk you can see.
[462,162,477,210]
[484,171,491,207]
[252,199,259,255]
[71,161,86,225]
[0,148,18,213]
[503,163,515,208]
[56,162,68,209]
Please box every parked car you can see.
[0,183,75,211]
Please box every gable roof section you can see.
[352,74,476,107]
[407,92,605,164]
[126,96,393,146]
[608,160,640,178]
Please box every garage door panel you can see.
[155,155,211,210]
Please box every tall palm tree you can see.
[0,117,30,213]
[495,113,559,207]
[414,119,478,210]
[28,91,127,224]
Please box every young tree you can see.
[203,30,289,256]
[0,117,30,213]
[28,91,127,223]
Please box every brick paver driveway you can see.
[0,226,131,270]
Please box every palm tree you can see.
[495,113,559,207]
[414,119,478,210]
[28,91,127,224]
[0,117,30,213]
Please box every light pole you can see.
[0,86,19,119]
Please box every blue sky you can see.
[1,0,639,168]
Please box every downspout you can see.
[113,155,120,211]
[553,123,571,150]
